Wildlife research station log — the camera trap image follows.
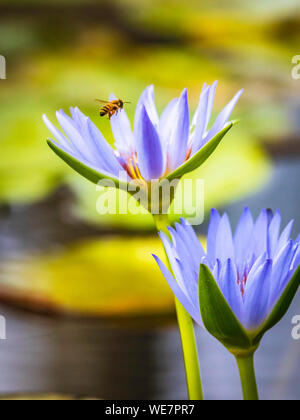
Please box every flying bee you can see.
[95,98,130,120]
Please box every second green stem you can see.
[235,354,259,401]
[153,214,203,400]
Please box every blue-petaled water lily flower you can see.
[154,208,300,353]
[44,83,243,187]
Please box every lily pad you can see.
[0,237,174,318]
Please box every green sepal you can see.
[252,266,300,345]
[198,264,253,354]
[47,139,129,190]
[166,121,237,182]
[199,263,300,355]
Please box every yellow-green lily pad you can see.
[0,237,174,318]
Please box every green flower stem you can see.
[235,354,259,401]
[174,298,204,400]
[153,214,204,400]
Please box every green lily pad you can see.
[0,237,174,318]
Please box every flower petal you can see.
[206,208,221,265]
[192,81,217,132]
[166,122,235,182]
[43,114,74,154]
[243,259,273,330]
[204,89,243,144]
[168,226,196,273]
[82,118,124,177]
[267,209,281,258]
[70,106,86,131]
[167,88,190,172]
[191,82,207,129]
[158,232,187,293]
[212,259,221,283]
[47,139,129,185]
[251,209,269,259]
[179,218,205,261]
[191,85,210,154]
[109,93,135,157]
[153,255,201,324]
[268,240,295,309]
[204,81,218,131]
[136,106,164,180]
[159,97,178,151]
[134,85,159,137]
[275,219,294,256]
[56,109,97,163]
[218,259,243,321]
[291,244,300,271]
[234,207,254,271]
[215,213,235,263]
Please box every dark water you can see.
[0,297,299,400]
[0,158,299,400]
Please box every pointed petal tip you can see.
[152,253,160,262]
[180,87,188,100]
[42,113,49,124]
[231,88,244,106]
[158,231,167,241]
[139,104,151,123]
[109,93,117,101]
[152,254,170,273]
[180,217,188,226]
[210,208,221,222]
[232,88,244,101]
[210,80,218,90]
[167,226,174,235]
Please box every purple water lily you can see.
[44,83,243,184]
[154,208,300,331]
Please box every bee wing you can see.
[94,99,109,104]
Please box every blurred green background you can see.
[0,0,300,399]
[3,0,299,207]
[0,0,299,315]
